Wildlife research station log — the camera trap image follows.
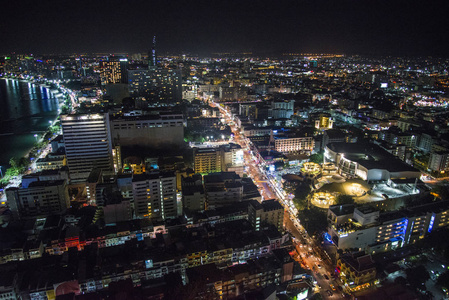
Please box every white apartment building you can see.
[61,114,113,183]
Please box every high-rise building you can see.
[132,172,177,220]
[270,100,294,119]
[193,144,244,176]
[100,56,128,85]
[128,68,182,105]
[314,113,334,130]
[248,200,284,232]
[194,148,223,174]
[222,143,244,177]
[110,113,184,148]
[148,36,157,69]
[6,180,69,219]
[61,114,113,183]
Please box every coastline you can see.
[0,78,62,177]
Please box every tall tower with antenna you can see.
[148,36,157,69]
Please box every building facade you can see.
[328,201,449,254]
[110,113,184,148]
[6,180,69,219]
[428,151,449,173]
[194,148,223,174]
[132,172,177,220]
[248,200,284,232]
[61,114,113,183]
[128,68,182,104]
[100,57,128,85]
[274,136,314,153]
[35,155,66,171]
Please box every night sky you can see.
[1,0,448,56]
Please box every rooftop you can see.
[132,171,175,182]
[249,199,283,212]
[329,204,355,216]
[27,179,66,188]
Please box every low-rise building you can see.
[274,136,314,154]
[337,252,376,291]
[428,151,449,173]
[35,154,66,171]
[186,257,284,298]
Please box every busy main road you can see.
[211,101,343,299]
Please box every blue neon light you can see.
[428,215,435,233]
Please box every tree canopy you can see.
[308,152,324,164]
[335,194,355,205]
[437,270,449,291]
[297,206,328,235]
[406,265,430,290]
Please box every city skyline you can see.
[1,0,449,56]
[1,2,449,297]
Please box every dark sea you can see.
[0,79,60,173]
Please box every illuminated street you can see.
[212,100,342,299]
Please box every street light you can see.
[34,134,38,142]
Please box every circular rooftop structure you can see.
[301,162,321,175]
[311,192,336,208]
[311,178,371,208]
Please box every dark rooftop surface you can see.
[356,206,378,215]
[27,179,66,188]
[329,204,355,216]
[327,142,419,173]
[110,113,183,122]
[132,171,175,182]
[250,199,283,212]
